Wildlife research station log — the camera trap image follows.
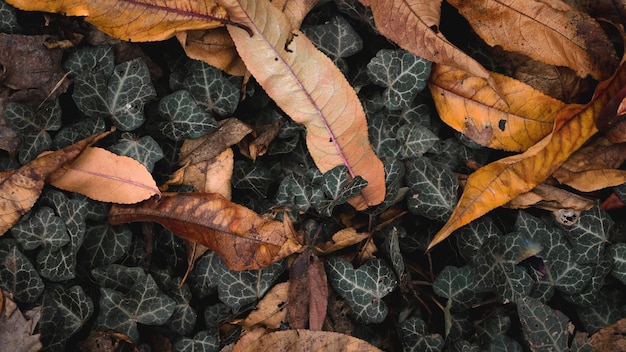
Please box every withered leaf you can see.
[288,250,328,330]
[178,118,253,166]
[0,131,110,236]
[176,28,247,77]
[242,281,289,330]
[48,147,160,204]
[108,192,302,271]
[233,329,383,352]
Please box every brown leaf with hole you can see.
[429,57,626,249]
[49,146,160,204]
[218,0,386,210]
[553,137,626,192]
[5,0,231,42]
[242,282,289,329]
[233,329,383,352]
[0,131,110,236]
[288,249,328,330]
[360,0,493,83]
[429,63,570,152]
[108,192,302,271]
[176,28,248,77]
[448,0,618,80]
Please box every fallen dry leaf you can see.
[0,290,41,352]
[505,183,594,213]
[553,137,626,192]
[429,63,569,152]
[176,28,248,77]
[238,121,283,160]
[428,57,626,249]
[242,281,289,330]
[5,0,234,42]
[288,249,328,330]
[589,318,626,352]
[233,329,383,352]
[48,146,160,204]
[360,0,493,83]
[314,228,370,255]
[218,0,386,210]
[271,0,319,29]
[175,148,234,198]
[178,118,253,166]
[108,192,302,271]
[448,0,618,80]
[0,131,110,236]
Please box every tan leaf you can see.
[0,290,41,352]
[233,329,383,352]
[217,0,386,210]
[179,118,254,166]
[108,192,302,271]
[48,147,160,204]
[242,282,289,329]
[181,148,234,198]
[176,28,248,77]
[505,183,594,213]
[314,228,370,255]
[429,63,569,152]
[5,0,235,42]
[238,121,283,160]
[288,249,328,330]
[448,0,618,80]
[361,0,493,82]
[271,0,319,29]
[0,131,110,236]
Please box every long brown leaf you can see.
[5,0,236,42]
[217,0,386,209]
[108,192,302,271]
[428,58,626,249]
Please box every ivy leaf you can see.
[63,45,114,76]
[95,268,176,341]
[40,285,93,352]
[325,257,397,323]
[517,296,568,351]
[92,264,145,293]
[109,134,164,173]
[166,279,196,336]
[0,242,44,303]
[455,217,501,265]
[173,331,219,352]
[3,100,62,163]
[190,251,223,298]
[398,316,445,352]
[275,173,325,212]
[302,16,363,73]
[474,235,533,302]
[232,160,274,197]
[318,166,368,216]
[366,158,406,215]
[381,226,404,279]
[180,60,240,117]
[51,117,106,149]
[406,157,458,221]
[159,90,218,140]
[574,287,622,333]
[610,243,626,285]
[557,204,613,264]
[216,260,284,311]
[73,59,156,131]
[11,207,69,251]
[79,223,132,269]
[36,245,76,281]
[367,109,401,158]
[433,265,482,311]
[0,0,20,33]
[204,303,234,330]
[397,123,438,159]
[367,49,432,110]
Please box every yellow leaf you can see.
[429,64,570,152]
[428,58,626,249]
[5,0,232,42]
[217,0,386,210]
[447,0,618,80]
[48,147,160,204]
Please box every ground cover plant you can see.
[1,0,626,351]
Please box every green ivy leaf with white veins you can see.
[63,45,114,76]
[11,207,69,251]
[173,331,219,352]
[406,157,458,221]
[318,165,368,216]
[72,58,156,131]
[398,316,444,352]
[610,243,626,285]
[557,204,613,264]
[159,90,218,140]
[397,124,438,159]
[517,296,568,351]
[181,60,240,117]
[52,117,106,149]
[367,49,432,110]
[433,265,483,311]
[0,0,21,33]
[302,16,363,74]
[216,260,284,311]
[0,241,44,303]
[109,134,164,173]
[326,257,397,324]
[95,269,175,341]
[79,223,132,269]
[190,251,224,298]
[166,278,196,336]
[40,285,93,352]
[92,264,145,293]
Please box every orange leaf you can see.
[49,147,159,204]
[448,0,618,80]
[176,28,247,76]
[0,131,110,236]
[217,0,385,210]
[108,192,302,271]
[428,58,626,249]
[232,329,383,352]
[429,64,569,152]
[5,0,233,42]
[360,0,493,82]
